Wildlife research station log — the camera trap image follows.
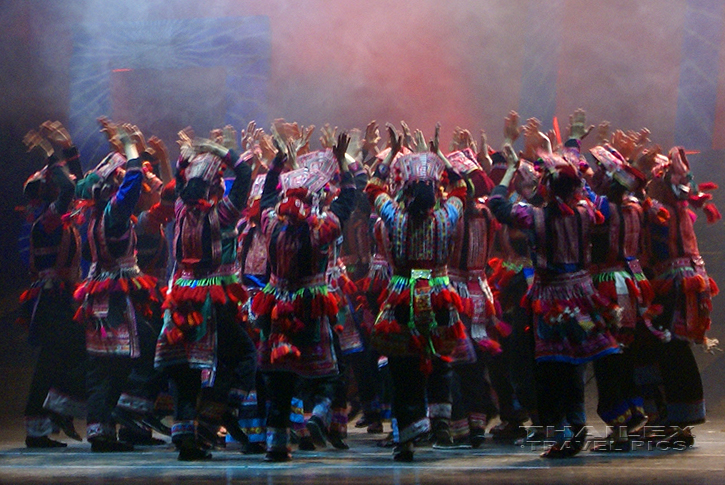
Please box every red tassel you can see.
[703,203,722,224]
[684,275,707,293]
[699,182,718,192]
[656,207,670,224]
[419,357,433,375]
[478,338,502,355]
[453,320,467,339]
[462,298,473,317]
[494,320,512,338]
[73,284,87,302]
[594,210,605,225]
[709,277,719,297]
[450,291,463,312]
[531,299,543,314]
[377,288,389,307]
[625,278,640,299]
[210,285,226,304]
[639,279,655,305]
[73,306,84,322]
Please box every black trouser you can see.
[120,314,164,408]
[264,371,339,429]
[451,346,498,425]
[534,361,586,435]
[199,304,257,408]
[86,354,134,433]
[25,317,86,429]
[633,335,705,426]
[87,311,158,439]
[593,349,644,426]
[388,355,451,440]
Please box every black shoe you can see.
[470,429,487,448]
[306,416,327,448]
[298,436,316,451]
[222,412,249,446]
[265,449,292,462]
[347,400,362,422]
[178,444,212,461]
[118,426,166,446]
[367,421,384,434]
[112,408,149,437]
[541,443,580,459]
[49,413,82,442]
[25,436,67,448]
[514,427,547,446]
[377,432,395,448]
[591,439,631,452]
[242,442,266,455]
[431,419,454,449]
[489,421,527,440]
[90,438,134,452]
[142,414,171,437]
[393,442,414,462]
[328,431,349,450]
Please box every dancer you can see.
[19,123,86,447]
[365,125,468,461]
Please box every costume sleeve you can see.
[329,171,356,226]
[62,145,84,182]
[364,175,399,232]
[487,184,534,229]
[224,149,253,212]
[106,157,143,233]
[48,162,76,216]
[260,153,286,212]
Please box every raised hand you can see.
[363,120,381,156]
[193,137,229,158]
[121,123,146,154]
[595,121,611,145]
[346,128,363,159]
[319,123,337,149]
[400,120,415,150]
[429,123,442,154]
[412,129,428,153]
[241,121,257,151]
[386,123,402,159]
[504,110,523,144]
[333,132,351,171]
[40,121,73,149]
[98,116,123,152]
[23,129,54,158]
[222,125,238,150]
[298,124,315,155]
[567,108,595,140]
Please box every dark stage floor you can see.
[2,419,725,485]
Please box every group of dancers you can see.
[17,108,719,462]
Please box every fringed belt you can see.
[179,263,238,281]
[268,273,327,290]
[589,263,627,275]
[654,257,696,276]
[535,269,590,287]
[394,266,449,279]
[448,268,486,282]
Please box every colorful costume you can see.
[20,150,86,447]
[252,149,356,460]
[155,148,255,459]
[638,147,720,431]
[364,152,467,459]
[446,149,500,447]
[488,148,620,457]
[586,144,650,445]
[74,152,159,450]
